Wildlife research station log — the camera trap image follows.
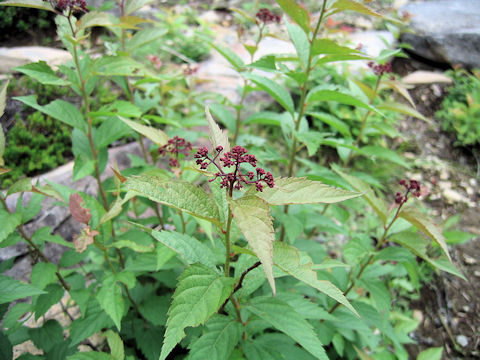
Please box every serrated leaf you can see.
[229,196,275,294]
[417,347,443,360]
[68,353,112,360]
[34,283,63,320]
[96,275,124,331]
[0,211,22,244]
[0,275,45,303]
[187,315,242,360]
[276,0,311,34]
[160,264,235,360]
[377,102,427,122]
[94,56,144,76]
[244,74,295,115]
[28,319,63,352]
[112,240,152,253]
[150,230,217,268]
[286,22,309,68]
[0,0,54,12]
[256,177,361,205]
[105,330,125,360]
[125,175,220,225]
[274,242,359,316]
[246,297,328,360]
[30,262,57,290]
[399,206,451,261]
[14,61,70,86]
[6,177,32,195]
[77,11,117,31]
[206,107,230,156]
[14,95,87,132]
[119,116,168,146]
[331,0,382,18]
[333,166,388,224]
[125,0,154,15]
[311,39,363,56]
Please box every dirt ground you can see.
[393,56,480,359]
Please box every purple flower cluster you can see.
[54,0,88,12]
[256,8,281,24]
[158,136,192,168]
[367,61,392,76]
[395,179,422,204]
[194,145,274,192]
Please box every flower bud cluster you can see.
[395,179,421,204]
[194,145,274,192]
[158,136,192,168]
[367,61,392,76]
[256,8,281,24]
[54,0,88,12]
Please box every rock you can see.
[0,46,72,74]
[400,0,480,69]
[456,334,469,347]
[402,70,453,85]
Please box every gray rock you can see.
[400,0,480,69]
[0,46,71,74]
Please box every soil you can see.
[392,56,480,359]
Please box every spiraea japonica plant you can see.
[0,0,465,359]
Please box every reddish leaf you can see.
[69,193,91,225]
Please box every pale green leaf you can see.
[77,11,117,31]
[14,61,70,86]
[126,27,167,51]
[125,0,154,15]
[187,315,242,360]
[7,177,32,195]
[331,0,382,17]
[417,347,443,360]
[100,191,135,224]
[244,74,295,115]
[14,95,87,132]
[399,206,451,260]
[209,103,236,133]
[311,39,363,56]
[106,330,125,360]
[30,262,57,290]
[112,240,153,253]
[377,102,428,122]
[381,80,415,107]
[306,88,381,116]
[0,211,22,244]
[230,196,275,294]
[160,264,235,360]
[94,56,144,76]
[208,42,245,70]
[150,230,217,268]
[0,0,54,11]
[0,275,46,304]
[333,166,388,224]
[206,106,231,156]
[246,297,328,360]
[125,175,220,225]
[286,22,309,68]
[119,116,168,146]
[276,0,311,34]
[256,177,361,205]
[274,242,358,316]
[96,275,124,331]
[360,145,410,168]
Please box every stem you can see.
[224,204,233,277]
[279,0,327,242]
[0,195,70,291]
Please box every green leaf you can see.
[125,0,154,15]
[119,116,168,146]
[206,107,231,155]
[160,264,235,360]
[417,347,443,360]
[0,275,45,303]
[331,0,382,17]
[150,230,217,268]
[14,61,70,86]
[209,103,236,133]
[28,319,63,352]
[126,27,167,51]
[229,196,275,294]
[94,56,144,76]
[360,145,410,168]
[274,242,359,316]
[187,315,242,360]
[256,177,361,205]
[68,353,112,360]
[377,102,428,122]
[105,330,125,360]
[125,175,220,225]
[70,299,114,345]
[333,166,388,224]
[30,263,57,290]
[0,332,13,360]
[0,211,22,244]
[244,74,295,115]
[246,297,328,360]
[112,240,152,253]
[34,283,63,320]
[286,22,309,68]
[96,275,124,331]
[208,42,245,70]
[276,0,311,34]
[306,88,381,116]
[311,39,363,56]
[14,95,87,132]
[308,111,351,138]
[7,177,32,195]
[77,11,117,31]
[0,0,55,12]
[399,206,451,260]
[0,80,7,165]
